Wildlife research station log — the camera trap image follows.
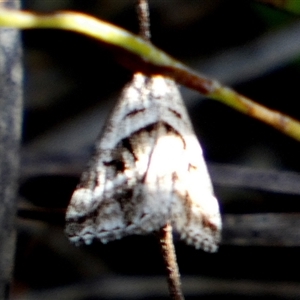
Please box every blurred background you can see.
[13,0,300,299]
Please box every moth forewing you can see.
[170,134,221,252]
[151,76,221,252]
[65,73,221,252]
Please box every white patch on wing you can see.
[65,73,221,252]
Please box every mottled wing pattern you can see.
[65,73,221,252]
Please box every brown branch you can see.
[158,223,185,300]
[136,2,185,299]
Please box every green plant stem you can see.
[1,9,300,141]
[256,0,300,14]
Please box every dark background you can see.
[13,0,300,299]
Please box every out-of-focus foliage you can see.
[256,0,300,15]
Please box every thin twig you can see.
[136,0,150,41]
[136,2,184,299]
[158,223,185,300]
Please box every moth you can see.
[65,73,221,252]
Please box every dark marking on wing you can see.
[202,216,219,232]
[168,108,182,119]
[67,207,98,224]
[188,163,197,171]
[115,188,134,209]
[121,138,138,161]
[141,122,158,133]
[103,159,125,172]
[184,192,193,224]
[125,108,146,118]
[133,122,179,137]
[162,123,187,149]
[78,168,98,190]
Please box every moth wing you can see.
[66,74,221,251]
[157,77,221,252]
[65,147,140,245]
[65,74,173,245]
[170,135,221,252]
